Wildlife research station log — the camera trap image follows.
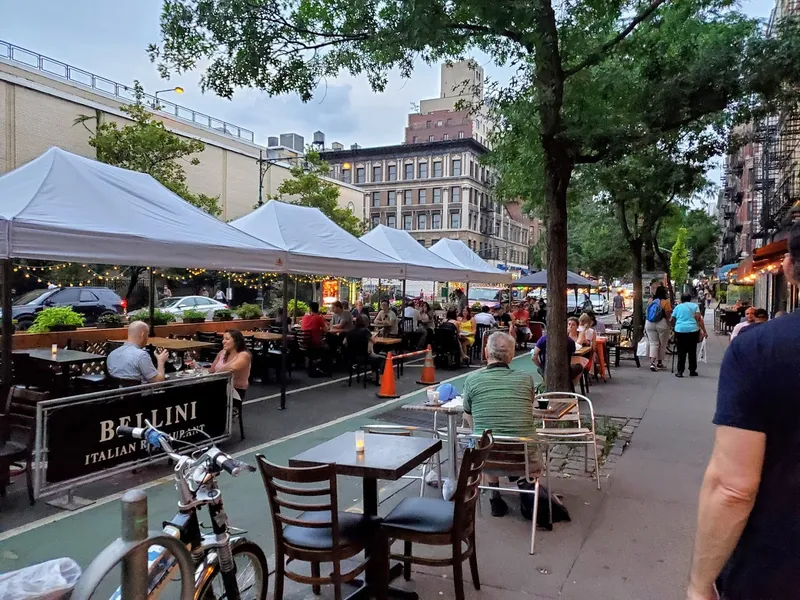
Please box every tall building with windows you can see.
[405,60,492,147]
[320,138,535,271]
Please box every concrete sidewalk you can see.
[382,326,726,600]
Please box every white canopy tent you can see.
[428,238,512,284]
[230,201,406,279]
[0,148,288,271]
[359,225,469,281]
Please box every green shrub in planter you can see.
[471,302,482,311]
[182,309,207,324]
[235,303,263,320]
[319,305,329,314]
[97,312,124,328]
[28,307,85,333]
[287,300,309,318]
[213,308,233,321]
[431,301,443,311]
[129,309,177,326]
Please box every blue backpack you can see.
[646,299,664,323]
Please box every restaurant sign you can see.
[45,377,230,484]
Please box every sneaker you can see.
[675,372,684,378]
[650,364,657,372]
[489,495,508,517]
[656,362,666,370]
[689,371,699,377]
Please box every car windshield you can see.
[590,294,605,301]
[470,288,502,302]
[13,288,53,306]
[157,298,182,308]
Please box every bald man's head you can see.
[128,320,149,347]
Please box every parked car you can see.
[590,293,610,314]
[7,287,125,330]
[157,296,228,320]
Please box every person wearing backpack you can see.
[644,285,672,372]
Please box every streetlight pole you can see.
[152,86,184,109]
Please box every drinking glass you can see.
[354,430,365,452]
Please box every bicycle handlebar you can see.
[115,422,254,476]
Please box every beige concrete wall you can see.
[0,60,365,223]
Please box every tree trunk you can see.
[543,153,574,392]
[652,239,674,303]
[126,266,145,304]
[630,240,645,343]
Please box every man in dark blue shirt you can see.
[688,222,800,600]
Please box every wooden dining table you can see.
[290,431,441,599]
[144,337,218,352]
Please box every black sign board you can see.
[46,377,230,484]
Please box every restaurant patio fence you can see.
[33,373,233,506]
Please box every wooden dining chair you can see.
[255,457,381,600]
[380,431,494,600]
[0,386,49,505]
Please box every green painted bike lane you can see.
[0,354,538,579]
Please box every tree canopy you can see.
[149,0,800,390]
[264,150,364,236]
[670,227,690,291]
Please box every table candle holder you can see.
[51,344,58,356]
[354,430,365,453]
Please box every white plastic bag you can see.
[636,339,648,357]
[697,338,708,363]
[0,558,81,600]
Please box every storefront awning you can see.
[753,238,788,262]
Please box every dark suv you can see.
[9,287,125,330]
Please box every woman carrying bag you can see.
[644,285,672,371]
[671,293,708,377]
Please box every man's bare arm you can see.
[688,425,765,598]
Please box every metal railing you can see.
[0,39,256,143]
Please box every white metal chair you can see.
[360,425,442,496]
[534,392,601,491]
[469,434,543,555]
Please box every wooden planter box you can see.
[11,318,275,350]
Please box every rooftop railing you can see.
[0,39,255,144]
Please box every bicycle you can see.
[103,421,268,600]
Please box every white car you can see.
[590,293,610,314]
[157,296,228,320]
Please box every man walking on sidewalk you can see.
[687,222,800,600]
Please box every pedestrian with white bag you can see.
[670,292,708,377]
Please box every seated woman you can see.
[457,306,476,364]
[343,314,384,376]
[209,329,252,400]
[567,316,590,374]
[578,312,598,370]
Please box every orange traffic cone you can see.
[377,353,399,398]
[416,345,439,385]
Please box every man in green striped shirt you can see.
[463,331,542,517]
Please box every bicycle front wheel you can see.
[197,540,268,600]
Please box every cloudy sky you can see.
[0,0,777,151]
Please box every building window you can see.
[371,215,380,229]
[418,214,427,229]
[388,191,396,206]
[431,238,440,245]
[388,165,397,181]
[436,120,443,127]
[433,188,442,203]
[403,214,412,230]
[450,211,461,229]
[451,186,460,204]
[433,161,442,177]
[432,212,441,229]
[404,163,414,180]
[452,159,462,177]
[419,189,427,204]
[458,131,464,139]
[418,239,426,246]
[419,163,428,178]
[387,214,397,228]
[446,118,452,126]
[428,135,435,142]
[373,165,382,182]
[404,190,412,205]
[356,167,365,183]
[343,168,352,183]
[443,134,449,141]
[371,192,381,207]
[426,120,432,128]
[412,136,418,144]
